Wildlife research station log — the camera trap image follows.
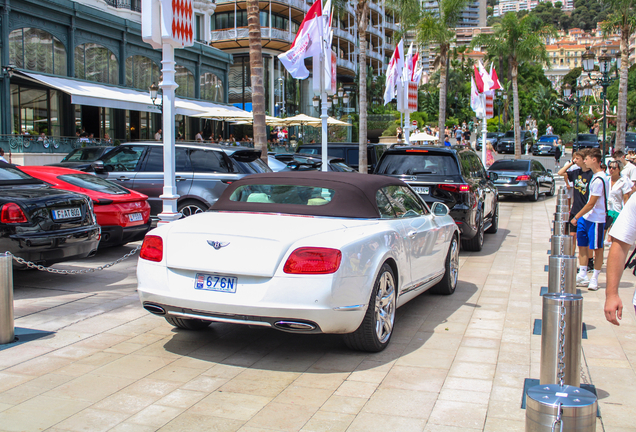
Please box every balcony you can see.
[215,0,309,10]
[104,0,141,12]
[368,2,382,13]
[367,25,383,39]
[384,21,398,32]
[210,27,293,42]
[367,49,383,62]
[337,57,356,72]
[333,27,354,42]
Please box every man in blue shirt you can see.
[444,135,451,147]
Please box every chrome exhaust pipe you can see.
[143,304,166,315]
[274,321,316,331]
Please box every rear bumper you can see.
[495,183,533,196]
[100,222,151,247]
[8,226,101,266]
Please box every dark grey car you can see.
[487,159,555,201]
[87,143,271,217]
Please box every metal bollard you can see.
[548,255,577,294]
[555,205,569,214]
[540,293,583,387]
[0,253,15,344]
[551,235,575,257]
[554,212,570,223]
[553,220,570,236]
[526,384,597,431]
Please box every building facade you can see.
[0,0,233,162]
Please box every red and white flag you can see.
[403,43,414,83]
[471,76,484,118]
[278,0,323,79]
[411,51,419,81]
[383,40,404,105]
[474,60,494,93]
[489,64,502,91]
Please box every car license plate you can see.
[413,186,429,195]
[128,213,143,222]
[52,207,81,220]
[195,273,238,293]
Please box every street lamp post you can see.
[495,89,503,132]
[562,82,586,150]
[149,82,163,112]
[581,47,620,156]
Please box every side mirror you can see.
[547,169,552,173]
[431,202,450,217]
[91,160,104,172]
[487,171,498,181]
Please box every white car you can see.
[137,172,461,352]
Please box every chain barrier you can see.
[5,246,141,275]
[551,402,564,432]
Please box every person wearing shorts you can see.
[571,148,609,291]
[559,150,593,269]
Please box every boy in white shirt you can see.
[571,148,609,290]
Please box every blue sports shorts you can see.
[576,218,605,250]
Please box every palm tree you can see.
[417,0,470,144]
[471,13,554,158]
[247,0,267,161]
[602,0,636,152]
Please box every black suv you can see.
[497,130,534,154]
[374,145,499,251]
[85,143,270,217]
[573,134,600,151]
[295,143,389,172]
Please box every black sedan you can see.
[573,134,599,151]
[0,162,100,267]
[532,135,560,156]
[487,159,555,201]
[48,146,114,170]
[476,132,504,151]
[496,130,534,154]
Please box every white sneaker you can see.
[576,273,587,283]
[577,275,590,287]
[588,278,599,291]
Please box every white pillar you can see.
[270,56,275,116]
[158,43,180,223]
[481,93,488,167]
[321,91,328,172]
[404,112,410,144]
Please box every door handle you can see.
[175,176,186,182]
[407,230,417,238]
[116,176,130,181]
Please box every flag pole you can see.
[320,14,328,172]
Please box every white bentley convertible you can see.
[138,172,460,352]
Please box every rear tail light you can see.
[1,203,28,223]
[283,247,342,274]
[140,235,163,262]
[515,175,531,181]
[437,184,470,193]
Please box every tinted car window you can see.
[467,153,485,178]
[375,153,460,176]
[331,161,356,172]
[141,147,191,172]
[102,146,146,171]
[489,160,531,171]
[190,149,230,173]
[538,136,558,143]
[1,166,41,184]
[59,174,130,195]
[232,158,271,174]
[61,148,106,162]
[504,131,515,138]
[531,161,543,172]
[376,189,396,219]
[578,134,597,141]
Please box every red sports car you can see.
[20,166,151,247]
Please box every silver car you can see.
[88,142,271,217]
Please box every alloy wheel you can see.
[374,270,396,344]
[449,238,459,288]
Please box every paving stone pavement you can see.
[1,189,635,431]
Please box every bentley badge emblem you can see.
[207,240,230,250]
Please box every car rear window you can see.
[1,165,42,185]
[58,174,130,195]
[229,184,334,206]
[504,131,515,138]
[233,158,272,174]
[375,152,460,177]
[578,134,597,141]
[488,160,530,171]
